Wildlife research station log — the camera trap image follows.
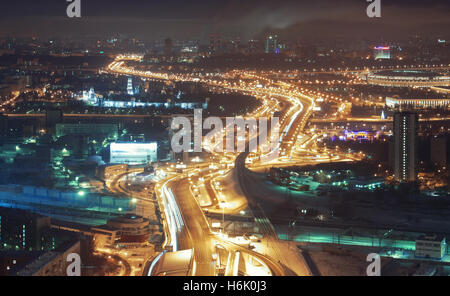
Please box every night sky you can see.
[0,0,449,41]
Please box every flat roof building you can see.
[386,96,450,109]
[56,123,119,139]
[415,234,446,260]
[13,240,80,276]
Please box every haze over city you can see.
[1,0,449,41]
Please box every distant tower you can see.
[127,77,134,95]
[164,38,173,56]
[209,34,215,53]
[265,35,278,54]
[216,33,222,52]
[393,111,418,182]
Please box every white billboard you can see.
[110,142,157,164]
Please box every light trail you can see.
[160,178,185,251]
[105,54,321,276]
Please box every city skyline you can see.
[0,0,450,280]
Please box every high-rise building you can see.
[209,33,222,53]
[45,108,63,135]
[430,136,448,167]
[127,77,134,95]
[265,35,278,54]
[209,34,215,53]
[393,111,418,182]
[0,113,7,137]
[164,38,173,56]
[0,207,51,250]
[216,33,222,52]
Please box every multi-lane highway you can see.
[105,55,326,276]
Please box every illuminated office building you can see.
[393,112,418,182]
[127,77,134,95]
[265,35,278,54]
